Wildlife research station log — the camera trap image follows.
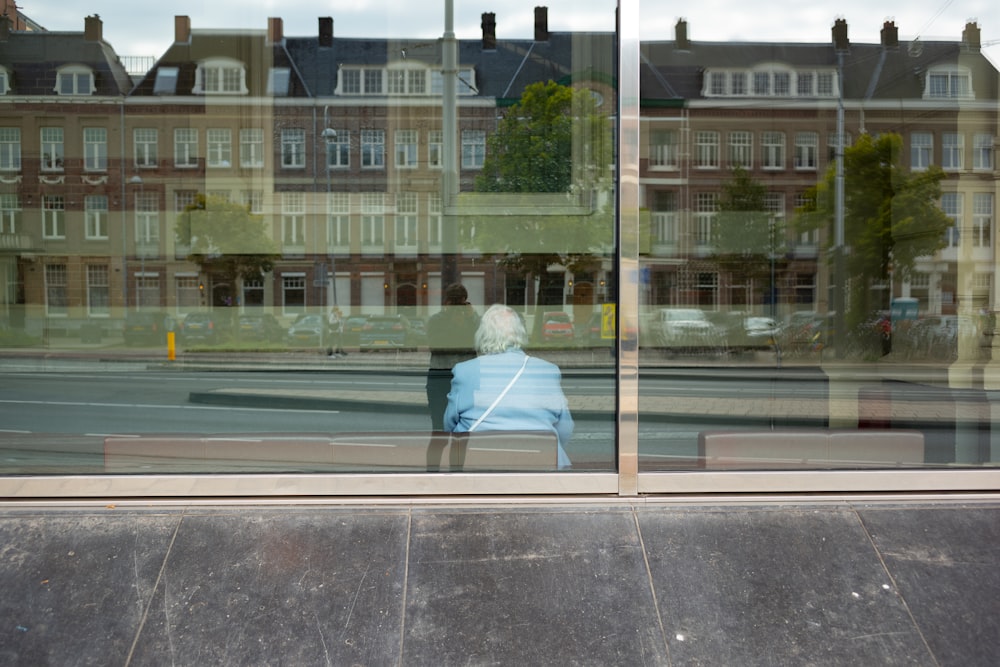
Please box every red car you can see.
[541,311,575,342]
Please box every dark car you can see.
[359,314,416,351]
[123,311,171,346]
[286,314,329,346]
[342,315,370,346]
[237,313,285,343]
[179,312,230,345]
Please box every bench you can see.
[103,430,559,473]
[697,429,925,470]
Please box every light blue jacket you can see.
[444,350,573,468]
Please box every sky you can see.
[20,0,1000,66]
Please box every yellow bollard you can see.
[167,331,176,361]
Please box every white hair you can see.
[475,304,527,355]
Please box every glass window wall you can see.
[0,2,998,497]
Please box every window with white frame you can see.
[282,275,306,314]
[761,131,785,170]
[395,129,418,169]
[973,193,993,248]
[773,71,791,96]
[973,134,993,171]
[911,132,932,170]
[651,129,679,169]
[708,71,726,96]
[925,67,973,99]
[941,192,962,248]
[40,127,64,171]
[942,133,964,171]
[240,128,264,168]
[242,279,264,308]
[388,68,427,95]
[0,194,20,234]
[695,131,719,169]
[134,128,158,168]
[428,130,443,168]
[361,129,385,169]
[45,264,67,315]
[326,130,350,168]
[430,68,479,96]
[796,72,813,96]
[0,127,21,171]
[281,192,306,248]
[136,274,159,308]
[174,128,198,168]
[84,195,108,240]
[395,192,419,249]
[206,129,232,168]
[365,69,383,94]
[42,196,64,239]
[461,130,486,169]
[241,190,263,215]
[328,192,350,248]
[342,68,361,94]
[361,193,385,246]
[176,276,200,311]
[194,58,247,95]
[652,191,678,245]
[817,72,835,96]
[174,190,197,214]
[752,71,770,96]
[56,66,93,95]
[87,265,110,316]
[694,192,718,247]
[428,193,442,246]
[135,192,159,247]
[728,131,752,169]
[794,132,818,170]
[0,68,9,95]
[281,129,306,168]
[83,128,107,171]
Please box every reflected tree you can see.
[466,80,613,337]
[796,132,950,329]
[175,194,280,313]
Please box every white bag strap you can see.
[468,355,530,433]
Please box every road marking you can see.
[0,399,338,414]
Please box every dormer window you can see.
[704,67,837,98]
[267,68,290,96]
[925,66,973,99]
[56,66,94,95]
[193,58,247,95]
[0,68,10,94]
[153,67,179,95]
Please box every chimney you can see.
[0,13,12,42]
[832,18,849,52]
[319,17,333,48]
[482,12,496,50]
[84,14,103,42]
[962,22,981,51]
[675,19,690,51]
[534,6,548,42]
[268,17,283,44]
[175,15,191,43]
[880,20,898,48]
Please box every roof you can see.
[0,30,134,96]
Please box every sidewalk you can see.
[1,498,997,665]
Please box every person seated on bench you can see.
[444,304,574,469]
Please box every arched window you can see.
[55,65,94,95]
[193,58,248,95]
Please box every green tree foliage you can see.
[466,80,614,332]
[175,194,280,307]
[713,167,784,307]
[796,132,950,327]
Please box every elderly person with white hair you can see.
[444,304,573,469]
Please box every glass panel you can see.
[637,13,1000,478]
[0,4,617,481]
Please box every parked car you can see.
[179,312,230,345]
[342,315,370,346]
[237,313,285,343]
[123,311,172,346]
[359,314,417,351]
[286,314,329,346]
[655,308,719,351]
[541,311,575,343]
[739,316,780,349]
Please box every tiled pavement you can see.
[0,499,998,666]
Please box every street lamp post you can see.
[322,123,338,311]
[129,174,143,309]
